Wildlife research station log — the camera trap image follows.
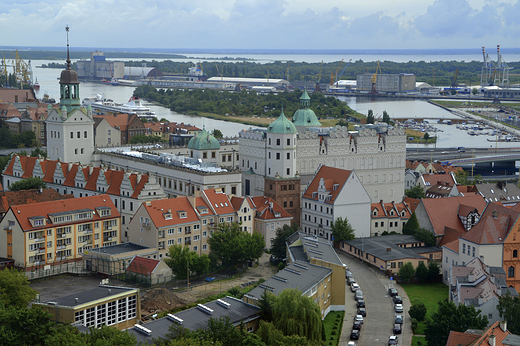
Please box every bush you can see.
[411,318,418,332]
[409,301,427,322]
[278,262,286,271]
[331,331,336,335]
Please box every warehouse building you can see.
[356,73,416,94]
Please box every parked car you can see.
[395,315,403,324]
[357,307,366,317]
[393,295,403,304]
[346,270,353,278]
[355,314,364,324]
[388,288,398,297]
[347,342,356,346]
[353,321,362,330]
[355,289,364,301]
[350,283,360,292]
[357,300,366,308]
[393,324,402,334]
[395,304,404,313]
[348,277,356,285]
[350,329,360,340]
[388,335,398,345]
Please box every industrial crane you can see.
[330,59,344,85]
[315,61,324,92]
[335,59,352,88]
[370,60,381,94]
[284,62,291,82]
[451,68,459,88]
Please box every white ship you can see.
[82,95,155,117]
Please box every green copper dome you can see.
[188,127,220,150]
[292,89,321,128]
[267,109,297,134]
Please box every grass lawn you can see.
[412,335,427,346]
[400,283,449,337]
[323,311,345,346]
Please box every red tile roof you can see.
[0,188,70,215]
[203,189,234,215]
[422,173,456,187]
[0,88,37,103]
[251,196,292,220]
[11,194,119,231]
[143,197,199,229]
[403,197,420,213]
[446,331,480,346]
[93,114,141,131]
[470,321,511,346]
[438,226,466,251]
[302,166,352,204]
[461,202,520,245]
[126,256,160,275]
[371,203,386,218]
[420,195,487,236]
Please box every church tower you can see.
[264,109,301,224]
[292,89,322,132]
[46,26,94,164]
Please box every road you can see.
[337,251,412,346]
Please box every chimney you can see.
[108,289,111,294]
[500,321,507,332]
[75,298,79,303]
[489,335,496,346]
[387,248,392,252]
[468,272,474,282]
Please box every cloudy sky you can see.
[1,0,519,50]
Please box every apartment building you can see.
[0,194,120,269]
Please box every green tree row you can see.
[0,126,38,148]
[126,59,520,86]
[134,86,358,120]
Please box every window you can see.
[276,138,280,146]
[203,231,207,237]
[287,138,290,145]
[77,131,80,138]
[70,132,73,139]
[514,249,518,258]
[472,247,475,257]
[287,168,290,175]
[508,266,515,278]
[203,244,207,250]
[463,243,466,254]
[276,153,280,160]
[375,222,378,227]
[84,131,87,138]
[287,153,290,159]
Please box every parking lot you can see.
[338,251,412,346]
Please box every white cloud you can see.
[0,0,519,50]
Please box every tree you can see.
[409,301,427,322]
[472,88,479,95]
[398,262,415,283]
[424,132,430,140]
[86,325,138,345]
[455,169,469,185]
[426,300,488,346]
[271,288,323,342]
[257,289,274,322]
[270,223,299,261]
[159,118,169,122]
[212,129,223,139]
[0,267,37,308]
[414,228,436,247]
[0,306,57,346]
[402,212,420,235]
[427,261,440,281]
[257,320,323,346]
[331,217,355,243]
[31,147,47,158]
[405,185,425,199]
[336,119,348,128]
[165,244,208,280]
[415,261,428,282]
[201,316,243,346]
[497,292,520,334]
[208,222,264,267]
[382,110,391,124]
[366,110,375,124]
[8,177,47,191]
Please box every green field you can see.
[323,311,345,346]
[400,283,449,336]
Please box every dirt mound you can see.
[141,288,187,316]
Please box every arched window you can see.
[508,266,515,278]
[514,249,518,258]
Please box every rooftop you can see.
[86,242,151,255]
[286,232,344,266]
[344,235,430,262]
[36,285,137,309]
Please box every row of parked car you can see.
[388,287,403,345]
[347,270,366,342]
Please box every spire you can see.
[65,25,71,70]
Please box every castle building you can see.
[46,27,94,164]
[239,90,406,222]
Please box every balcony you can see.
[142,223,150,230]
[185,230,192,235]
[103,237,112,242]
[34,237,45,242]
[104,226,112,231]
[185,240,191,245]
[37,249,46,254]
[84,229,93,234]
[57,245,66,250]
[4,225,12,231]
[158,233,165,239]
[158,245,165,250]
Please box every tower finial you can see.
[65,25,71,70]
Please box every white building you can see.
[301,166,371,241]
[239,90,406,207]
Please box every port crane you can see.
[284,62,291,82]
[451,68,459,88]
[330,59,344,86]
[369,60,381,94]
[335,59,352,88]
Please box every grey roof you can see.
[286,232,343,266]
[86,242,151,255]
[36,285,137,308]
[475,182,520,203]
[503,333,520,346]
[48,208,93,217]
[407,246,441,255]
[244,260,332,301]
[344,235,429,262]
[489,266,506,276]
[127,296,259,345]
[504,287,519,297]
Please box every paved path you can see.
[337,251,413,346]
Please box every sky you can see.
[1,0,520,50]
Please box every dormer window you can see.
[333,184,339,191]
[29,216,46,227]
[373,209,377,216]
[96,206,111,217]
[312,192,317,198]
[164,212,173,220]
[197,206,208,214]
[178,211,187,218]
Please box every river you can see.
[31,59,520,148]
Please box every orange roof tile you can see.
[302,166,352,204]
[11,194,119,231]
[438,226,466,251]
[251,196,292,220]
[420,195,487,236]
[371,203,386,218]
[144,197,199,229]
[92,114,141,131]
[470,321,511,346]
[126,256,160,275]
[203,189,234,215]
[446,331,480,346]
[422,173,456,186]
[403,197,420,213]
[0,188,68,215]
[0,88,37,103]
